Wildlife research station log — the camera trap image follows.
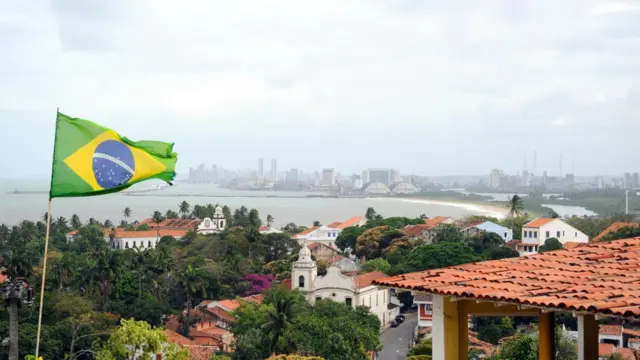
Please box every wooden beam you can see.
[539,312,556,360]
[578,314,598,360]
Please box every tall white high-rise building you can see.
[271,159,278,182]
[258,158,264,178]
[322,168,336,187]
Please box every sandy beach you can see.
[382,197,509,219]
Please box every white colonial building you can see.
[517,217,589,255]
[197,206,227,234]
[291,245,400,326]
[294,226,342,248]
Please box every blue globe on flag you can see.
[92,140,136,189]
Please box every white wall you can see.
[540,221,589,244]
[109,236,158,250]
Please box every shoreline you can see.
[372,196,509,219]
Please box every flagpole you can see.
[35,107,59,358]
[34,199,52,359]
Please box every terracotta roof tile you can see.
[404,224,430,236]
[336,216,365,229]
[327,222,342,228]
[184,346,218,360]
[138,218,199,229]
[294,226,319,237]
[524,217,556,228]
[207,307,235,323]
[600,325,623,335]
[563,241,584,249]
[373,237,640,318]
[424,216,451,229]
[624,328,640,337]
[242,294,264,304]
[594,222,640,242]
[616,347,636,360]
[216,299,241,311]
[165,329,194,346]
[599,343,615,357]
[354,271,387,288]
[505,239,521,249]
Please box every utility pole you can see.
[626,190,630,215]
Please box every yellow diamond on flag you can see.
[63,130,168,191]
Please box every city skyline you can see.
[2,1,640,177]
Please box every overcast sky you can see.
[1,0,640,178]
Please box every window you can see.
[346,298,352,306]
[220,220,225,228]
[133,241,136,247]
[148,240,152,247]
[316,296,322,302]
[534,232,537,238]
[376,294,379,306]
[125,242,129,249]
[298,275,305,288]
[504,232,508,238]
[575,232,577,237]
[546,231,550,238]
[523,231,527,238]
[535,246,539,251]
[563,231,565,236]
[557,231,561,238]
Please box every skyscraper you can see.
[258,158,264,178]
[271,159,278,182]
[322,168,336,187]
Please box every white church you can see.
[291,244,400,327]
[197,205,227,234]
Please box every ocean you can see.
[0,179,507,226]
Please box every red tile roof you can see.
[138,218,199,229]
[68,228,189,238]
[295,226,319,237]
[404,224,430,236]
[336,216,365,229]
[207,307,235,323]
[524,217,555,228]
[327,222,342,228]
[184,346,218,360]
[326,255,346,264]
[563,241,584,249]
[616,347,636,360]
[424,216,451,229]
[600,325,623,336]
[594,222,640,242]
[599,343,615,357]
[373,237,640,318]
[354,271,387,289]
[216,299,241,311]
[165,329,194,346]
[624,328,640,337]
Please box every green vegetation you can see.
[538,238,562,253]
[231,287,381,360]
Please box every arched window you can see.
[298,275,305,288]
[220,220,225,228]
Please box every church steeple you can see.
[291,243,317,294]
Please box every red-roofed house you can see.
[404,216,455,244]
[293,217,365,248]
[164,330,220,360]
[518,217,588,255]
[291,246,400,328]
[67,228,188,250]
[600,325,624,347]
[594,222,640,242]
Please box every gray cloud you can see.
[1,0,639,177]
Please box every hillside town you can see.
[4,196,640,359]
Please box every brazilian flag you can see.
[50,112,178,198]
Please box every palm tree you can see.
[123,207,132,224]
[178,264,207,337]
[191,205,205,219]
[71,214,82,230]
[266,214,274,227]
[104,219,114,229]
[55,216,69,234]
[248,209,261,228]
[222,206,232,225]
[179,201,191,219]
[1,246,35,360]
[312,220,321,226]
[152,211,165,241]
[89,248,121,311]
[548,209,560,219]
[88,218,100,226]
[262,291,301,354]
[507,195,525,218]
